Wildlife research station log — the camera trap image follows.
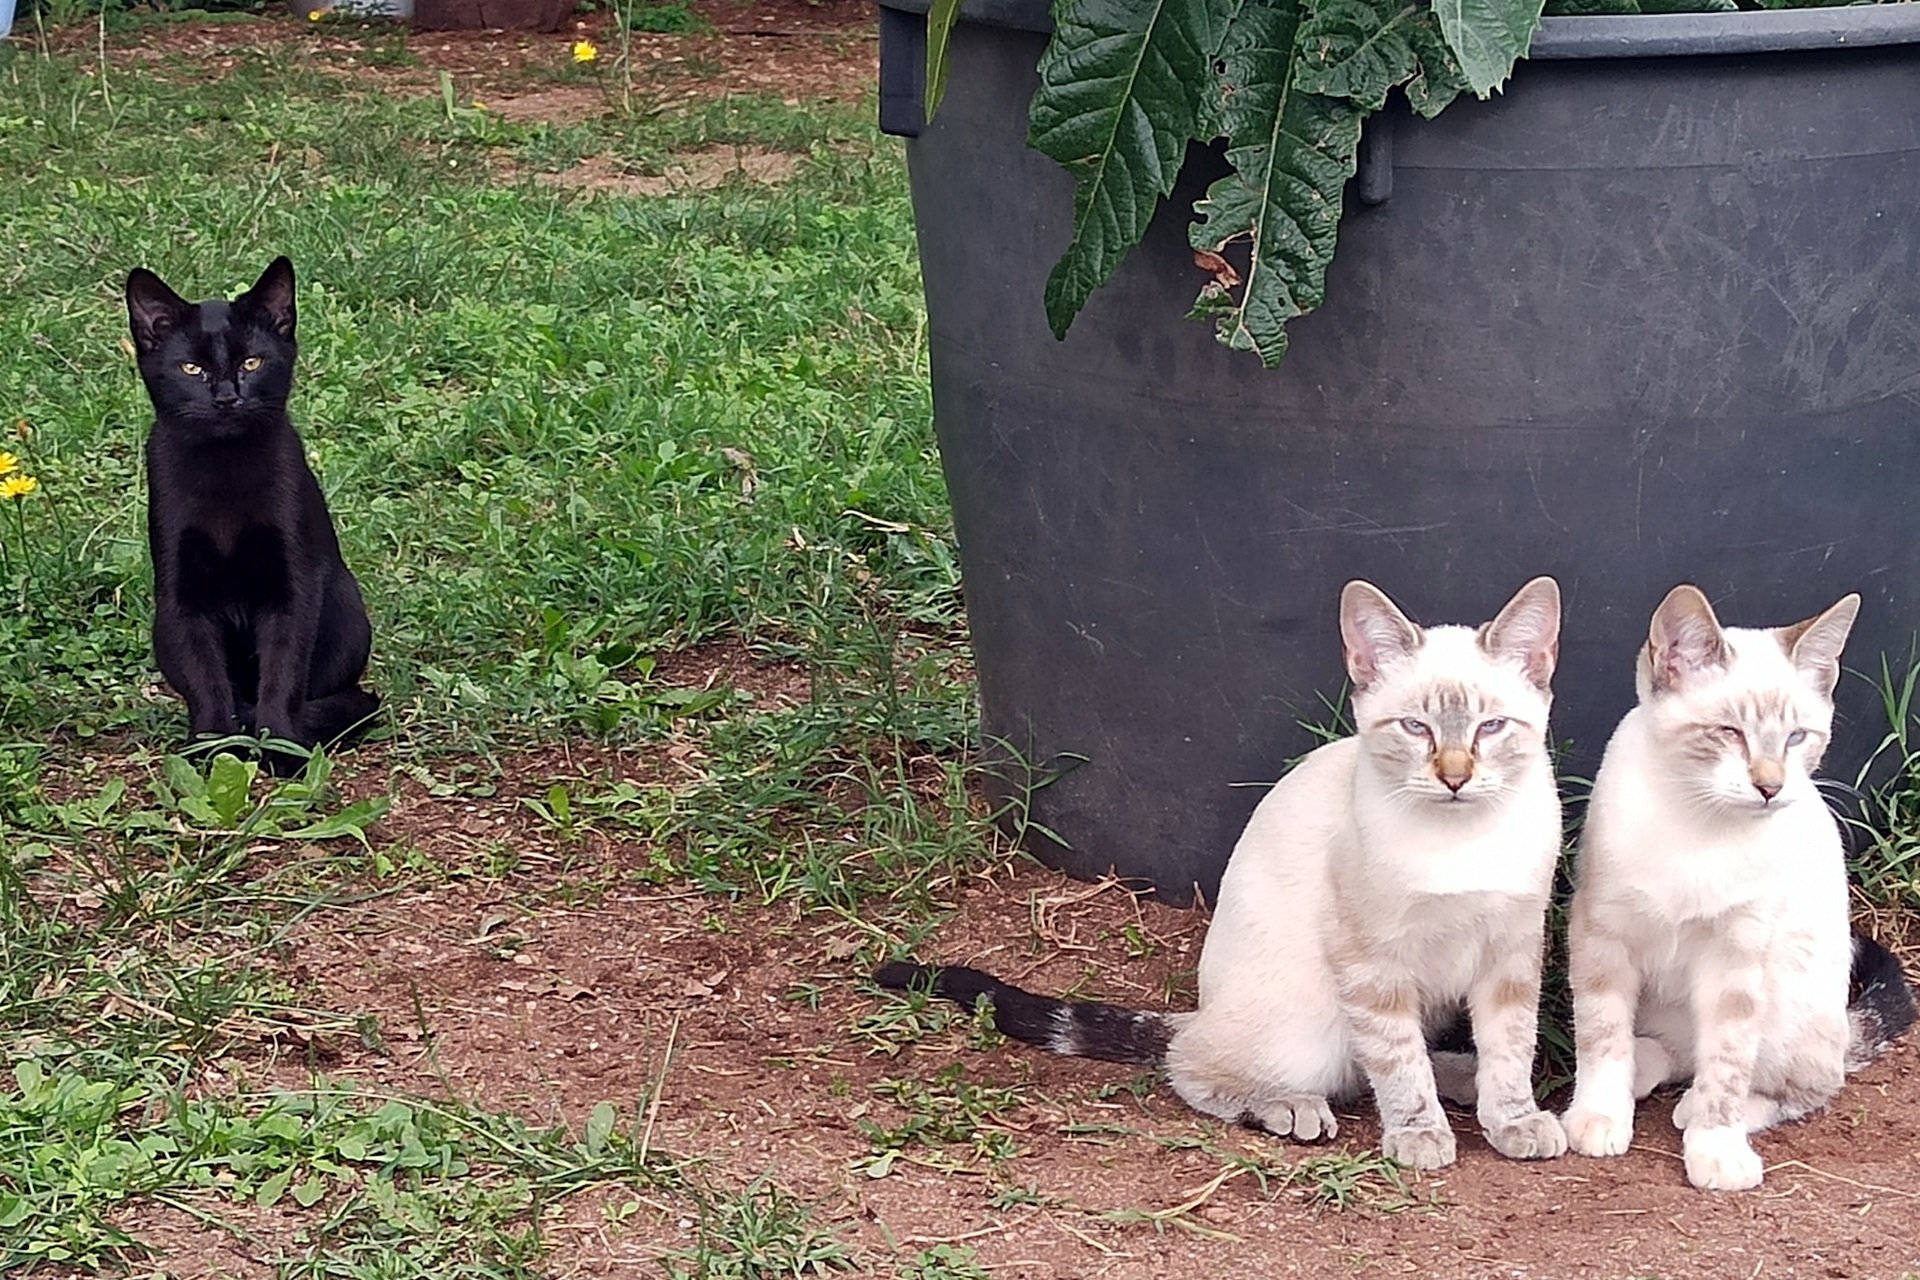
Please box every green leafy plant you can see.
[922,0,1843,365]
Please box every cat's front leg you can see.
[1563,903,1641,1158]
[154,610,241,737]
[1469,922,1565,1160]
[253,594,322,748]
[1339,970,1454,1171]
[1677,933,1769,1192]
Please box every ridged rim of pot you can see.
[873,0,1920,58]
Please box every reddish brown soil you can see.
[40,0,876,107]
[267,829,1920,1279]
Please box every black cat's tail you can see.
[873,961,1179,1067]
[302,687,382,746]
[1847,932,1916,1071]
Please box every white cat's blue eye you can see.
[1786,729,1809,747]
[1718,725,1745,743]
[1476,718,1508,737]
[1399,718,1430,737]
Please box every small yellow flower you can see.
[0,452,16,478]
[0,475,38,501]
[307,7,324,19]
[572,39,598,63]
[471,99,486,111]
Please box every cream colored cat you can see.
[878,577,1569,1170]
[1563,585,1913,1192]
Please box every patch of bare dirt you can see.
[483,83,606,123]
[249,831,1920,1280]
[50,1,876,106]
[535,145,804,196]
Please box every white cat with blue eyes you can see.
[1564,585,1913,1191]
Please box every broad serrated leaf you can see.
[924,0,964,121]
[1187,2,1364,365]
[1030,0,1233,339]
[1432,0,1545,97]
[1196,0,1255,139]
[1295,0,1467,116]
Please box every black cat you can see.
[126,256,379,761]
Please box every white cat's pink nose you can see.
[1434,748,1474,793]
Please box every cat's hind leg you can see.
[1166,1013,1351,1143]
[301,688,382,746]
[308,567,373,698]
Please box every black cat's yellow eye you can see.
[179,362,203,376]
[241,356,263,372]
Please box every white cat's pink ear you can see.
[1480,576,1561,691]
[1646,585,1728,692]
[1776,594,1860,697]
[1340,581,1422,689]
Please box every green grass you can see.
[0,43,945,751]
[0,25,992,1275]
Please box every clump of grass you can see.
[625,0,711,33]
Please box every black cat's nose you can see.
[212,384,241,408]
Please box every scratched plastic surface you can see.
[885,3,1920,900]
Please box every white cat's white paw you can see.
[1670,1087,1699,1131]
[1563,1106,1634,1158]
[1486,1109,1567,1161]
[1254,1095,1337,1142]
[1381,1124,1456,1171]
[1683,1124,1763,1192]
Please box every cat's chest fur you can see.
[149,438,301,616]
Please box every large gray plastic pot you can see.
[879,1,1920,903]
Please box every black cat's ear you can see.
[241,256,297,340]
[125,268,189,355]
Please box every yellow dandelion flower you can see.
[572,39,598,63]
[0,475,38,501]
[471,99,486,111]
[0,452,16,478]
[308,7,324,19]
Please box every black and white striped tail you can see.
[1847,932,1915,1071]
[873,962,1175,1067]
